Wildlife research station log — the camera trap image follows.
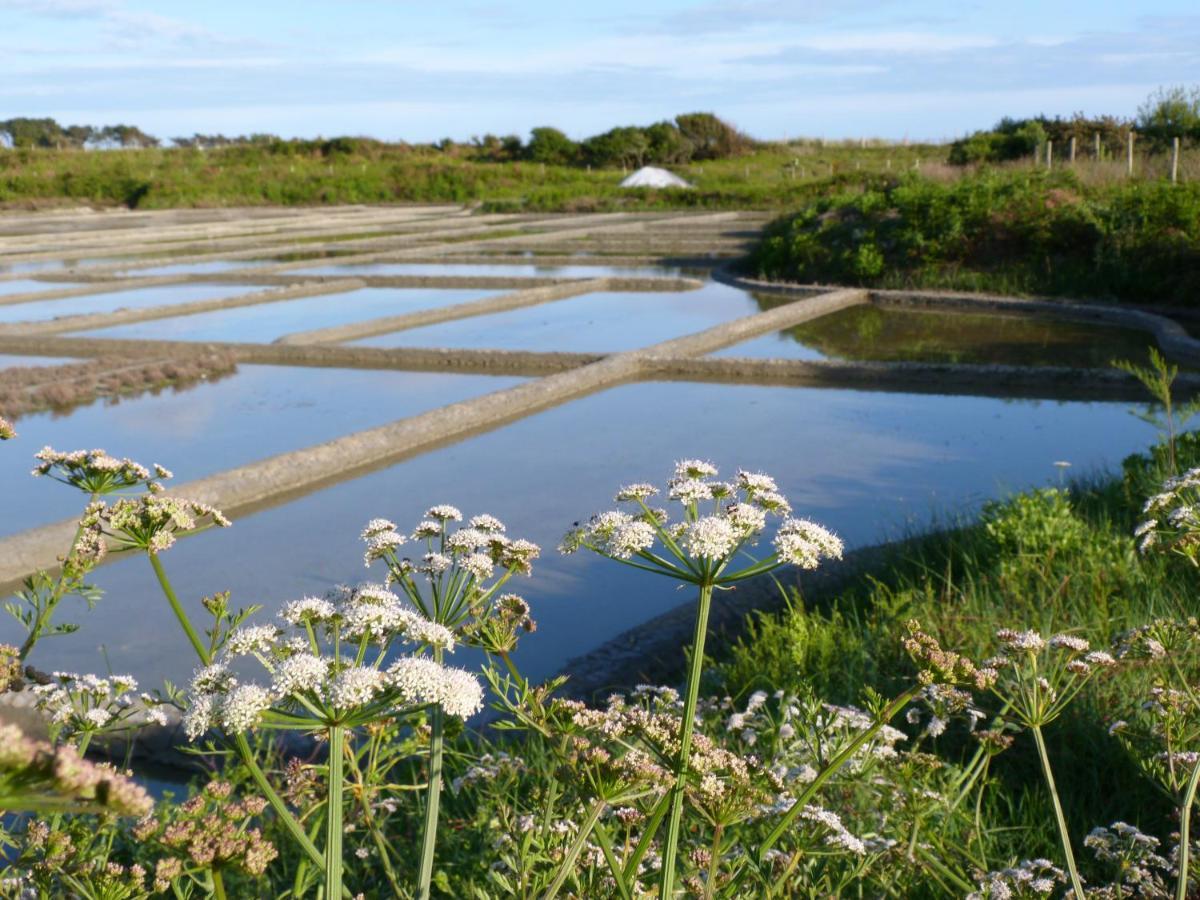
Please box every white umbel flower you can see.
[219,684,272,733]
[272,653,329,695]
[330,667,385,710]
[684,516,738,560]
[225,624,281,657]
[387,657,483,719]
[773,518,844,568]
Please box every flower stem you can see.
[326,725,345,899]
[659,580,714,899]
[1177,756,1200,900]
[148,551,208,662]
[211,869,228,900]
[416,649,446,900]
[144,554,330,882]
[1032,724,1084,899]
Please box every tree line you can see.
[948,85,1200,164]
[0,112,754,169]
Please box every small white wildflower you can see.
[674,459,718,479]
[360,518,397,540]
[425,505,462,522]
[669,478,714,504]
[84,708,113,728]
[773,518,843,568]
[225,624,280,657]
[330,667,385,709]
[1049,634,1089,653]
[461,552,494,580]
[183,693,216,741]
[387,657,483,719]
[412,519,441,538]
[684,516,738,559]
[272,653,329,695]
[281,597,336,625]
[219,684,272,733]
[615,483,659,501]
[467,514,506,533]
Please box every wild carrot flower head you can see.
[32,446,166,495]
[30,671,161,741]
[77,493,230,557]
[1136,467,1200,563]
[980,627,1115,728]
[360,508,541,650]
[562,460,840,585]
[184,573,482,738]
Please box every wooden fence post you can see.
[1069,136,1076,163]
[1171,137,1180,184]
[1046,140,1053,169]
[1127,131,1135,176]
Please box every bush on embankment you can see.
[749,169,1200,305]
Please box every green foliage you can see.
[526,126,579,165]
[949,116,1048,164]
[1138,85,1200,147]
[750,169,1200,305]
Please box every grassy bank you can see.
[0,142,930,211]
[749,169,1200,306]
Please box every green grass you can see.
[0,142,934,211]
[709,431,1200,877]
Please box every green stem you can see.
[702,823,723,900]
[326,725,345,899]
[659,580,714,899]
[1176,756,1200,900]
[211,869,228,900]
[416,648,446,900]
[144,553,329,879]
[543,798,606,899]
[149,551,209,663]
[1032,724,1084,899]
[759,685,921,858]
[18,497,94,660]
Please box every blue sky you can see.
[2,1,1198,142]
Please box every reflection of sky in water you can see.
[0,354,74,368]
[124,260,278,276]
[0,366,523,537]
[290,263,682,278]
[12,380,1155,689]
[0,279,57,296]
[353,282,762,352]
[76,287,498,342]
[0,284,259,323]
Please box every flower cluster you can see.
[1083,822,1174,898]
[562,461,842,582]
[76,493,230,558]
[33,446,168,496]
[0,723,152,817]
[0,415,14,440]
[1136,467,1200,564]
[967,858,1068,898]
[904,620,997,691]
[0,643,20,693]
[184,583,483,740]
[31,671,167,741]
[980,628,1116,728]
[133,780,278,884]
[450,751,527,794]
[361,506,541,654]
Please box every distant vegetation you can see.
[948,86,1200,164]
[750,170,1200,306]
